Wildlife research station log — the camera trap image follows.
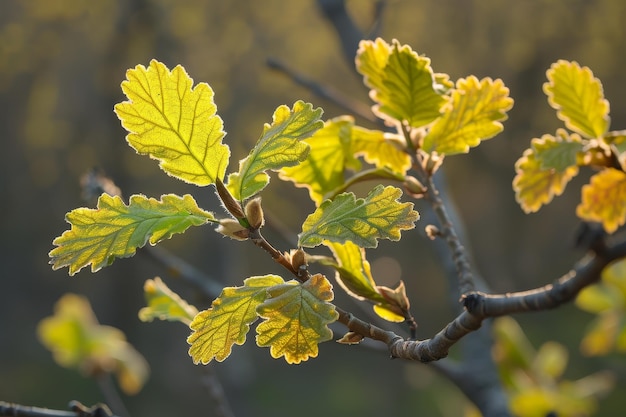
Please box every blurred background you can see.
[1,0,626,416]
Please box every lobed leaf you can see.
[187,275,284,364]
[256,274,338,364]
[139,277,198,325]
[298,185,419,248]
[114,60,230,186]
[533,129,584,171]
[422,76,513,155]
[227,101,323,200]
[37,294,149,395]
[279,116,409,205]
[356,38,446,128]
[50,194,215,275]
[576,168,626,233]
[513,134,580,213]
[544,60,610,138]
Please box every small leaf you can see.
[576,168,626,233]
[356,38,446,127]
[280,116,408,205]
[139,277,198,325]
[227,101,323,200]
[422,76,513,155]
[513,136,579,213]
[37,294,149,395]
[604,130,626,171]
[321,241,384,302]
[298,185,419,248]
[533,341,568,379]
[544,60,610,138]
[256,274,338,364]
[576,285,619,314]
[50,194,215,275]
[114,60,230,186]
[187,275,284,364]
[532,128,584,171]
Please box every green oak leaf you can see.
[513,138,579,213]
[533,128,584,171]
[256,274,338,364]
[356,38,446,128]
[298,185,419,248]
[139,277,199,325]
[422,76,513,155]
[227,100,323,200]
[279,116,409,205]
[50,194,215,275]
[187,275,284,364]
[114,60,230,186]
[544,60,610,139]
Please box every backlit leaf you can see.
[37,294,149,395]
[50,194,215,275]
[321,240,384,302]
[298,185,419,248]
[356,38,445,127]
[576,168,626,233]
[226,101,323,200]
[279,116,409,205]
[139,277,198,325]
[114,60,229,186]
[256,274,338,364]
[544,60,610,138]
[513,136,579,213]
[532,128,584,171]
[187,275,284,364]
[422,76,513,155]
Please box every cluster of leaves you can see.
[46,37,518,368]
[513,60,626,232]
[37,294,149,395]
[485,317,614,417]
[576,258,626,356]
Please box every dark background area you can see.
[1,1,626,416]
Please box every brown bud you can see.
[215,178,245,219]
[290,248,308,276]
[422,152,444,175]
[336,331,364,345]
[244,197,264,230]
[216,218,249,241]
[424,224,440,240]
[403,176,426,197]
[377,281,410,311]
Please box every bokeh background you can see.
[1,0,626,416]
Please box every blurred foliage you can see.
[37,293,149,395]
[2,0,626,416]
[576,258,626,356]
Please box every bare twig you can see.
[0,401,118,417]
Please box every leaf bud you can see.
[244,197,264,230]
[336,331,364,345]
[290,248,308,275]
[422,152,444,176]
[216,218,249,241]
[403,176,426,197]
[215,178,245,219]
[377,281,410,311]
[424,224,440,240]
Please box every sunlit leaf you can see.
[513,136,579,213]
[114,60,229,186]
[226,101,323,200]
[356,38,445,127]
[187,275,284,364]
[320,240,382,301]
[139,277,198,325]
[544,60,610,138]
[256,274,338,364]
[279,116,409,205]
[576,285,618,314]
[533,129,584,171]
[50,194,215,275]
[298,185,419,248]
[37,294,149,395]
[422,76,513,155]
[580,312,620,356]
[576,168,626,233]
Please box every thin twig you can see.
[0,401,118,417]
